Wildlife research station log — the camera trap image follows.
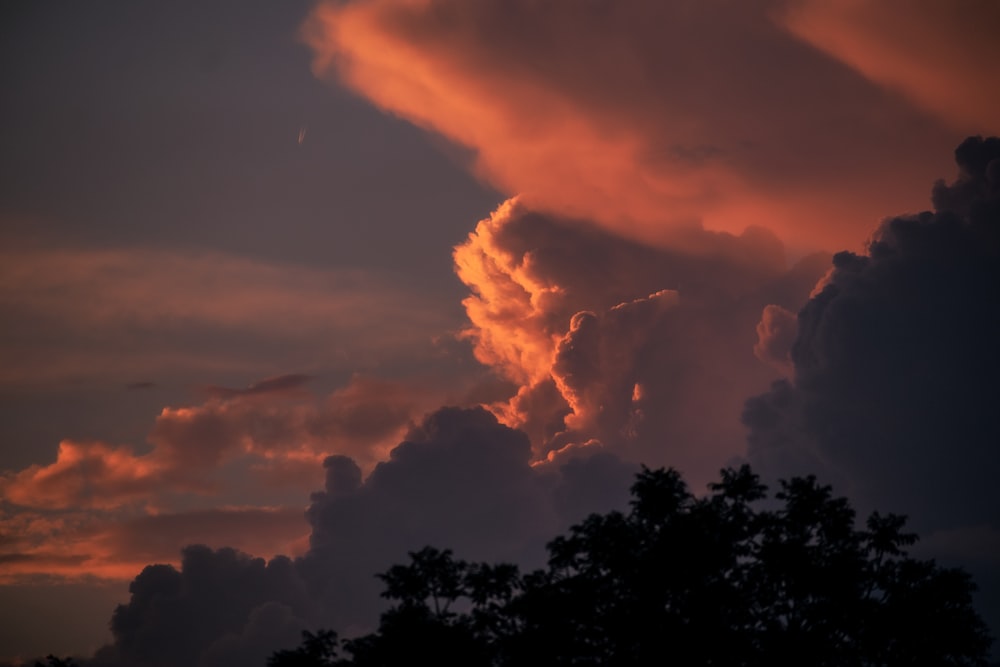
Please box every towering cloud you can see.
[745,136,1000,525]
[744,136,1000,634]
[455,199,827,486]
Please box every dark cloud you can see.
[202,374,313,400]
[298,407,558,631]
[744,135,1000,637]
[89,546,318,667]
[125,382,156,391]
[746,136,1000,526]
[84,407,637,665]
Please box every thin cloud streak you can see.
[0,244,455,386]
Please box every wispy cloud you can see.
[0,244,457,386]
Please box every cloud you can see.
[753,304,798,376]
[745,136,1000,527]
[125,382,156,391]
[782,0,1000,134]
[0,441,160,511]
[0,506,311,586]
[90,545,318,667]
[0,374,436,583]
[743,135,1000,637]
[84,407,637,666]
[94,508,311,567]
[0,245,455,386]
[454,199,827,486]
[2,375,427,511]
[298,406,558,630]
[305,0,961,252]
[202,374,314,400]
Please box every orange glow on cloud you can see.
[452,199,795,478]
[453,198,567,387]
[0,375,431,582]
[782,0,1000,135]
[1,441,160,511]
[305,0,963,254]
[0,506,310,584]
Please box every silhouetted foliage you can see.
[274,465,993,666]
[34,657,78,667]
[268,629,339,667]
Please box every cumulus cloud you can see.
[753,304,798,376]
[455,199,827,486]
[745,136,1000,526]
[743,135,1000,635]
[88,546,318,667]
[299,407,557,631]
[305,0,960,252]
[82,407,636,666]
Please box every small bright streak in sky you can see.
[298,125,307,145]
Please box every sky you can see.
[0,0,998,663]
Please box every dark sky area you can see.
[0,0,998,663]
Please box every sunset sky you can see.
[1,1,999,663]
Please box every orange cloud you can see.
[1,441,160,511]
[306,0,962,253]
[0,375,438,583]
[0,506,309,584]
[453,198,570,387]
[782,0,1000,135]
[452,200,826,484]
[149,374,429,476]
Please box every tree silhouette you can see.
[33,657,78,667]
[268,629,339,667]
[274,465,993,666]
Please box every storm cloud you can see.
[76,407,636,666]
[744,135,1000,633]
